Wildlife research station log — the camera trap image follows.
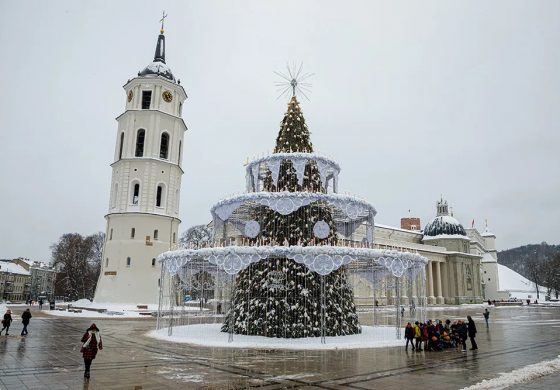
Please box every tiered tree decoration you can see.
[222,95,361,338]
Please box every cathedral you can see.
[94,26,505,306]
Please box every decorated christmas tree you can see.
[222,96,361,338]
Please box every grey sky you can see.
[1,1,559,262]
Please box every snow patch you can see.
[461,355,560,390]
[148,324,403,350]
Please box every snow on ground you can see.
[460,355,560,390]
[148,324,403,350]
[498,264,549,300]
[43,300,208,319]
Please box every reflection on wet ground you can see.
[0,305,559,389]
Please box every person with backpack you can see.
[81,323,103,379]
[21,308,32,336]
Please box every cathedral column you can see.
[436,261,444,304]
[427,261,435,304]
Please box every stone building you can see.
[0,260,31,302]
[11,258,56,301]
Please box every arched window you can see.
[178,140,182,165]
[118,132,124,160]
[156,185,164,207]
[135,129,145,157]
[154,229,159,240]
[160,132,169,159]
[132,183,140,205]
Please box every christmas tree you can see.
[222,96,361,338]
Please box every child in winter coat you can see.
[81,323,103,379]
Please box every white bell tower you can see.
[94,24,187,304]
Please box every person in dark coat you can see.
[39,298,43,310]
[404,322,415,351]
[1,309,13,335]
[483,309,490,327]
[456,320,468,352]
[80,323,103,379]
[467,315,478,350]
[21,309,32,336]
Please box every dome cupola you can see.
[423,197,466,237]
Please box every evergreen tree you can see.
[222,96,361,338]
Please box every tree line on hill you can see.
[497,242,560,299]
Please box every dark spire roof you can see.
[138,32,175,82]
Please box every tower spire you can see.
[154,12,167,63]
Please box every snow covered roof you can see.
[423,215,466,237]
[482,227,495,237]
[422,233,471,242]
[0,262,30,275]
[481,252,497,263]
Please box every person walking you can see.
[1,309,13,335]
[483,309,490,327]
[39,298,43,310]
[81,323,103,379]
[404,322,415,351]
[467,315,478,350]
[21,309,32,336]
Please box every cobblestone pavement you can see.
[1,305,559,389]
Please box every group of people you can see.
[1,308,32,336]
[404,315,479,352]
[2,308,102,380]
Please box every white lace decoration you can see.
[158,246,427,277]
[244,220,261,238]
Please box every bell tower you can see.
[94,23,187,304]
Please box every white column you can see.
[427,261,435,304]
[436,261,444,304]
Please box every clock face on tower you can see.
[162,90,173,103]
[127,90,133,102]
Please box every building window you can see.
[178,140,182,165]
[154,229,159,240]
[141,91,152,109]
[110,228,113,240]
[160,132,169,159]
[173,232,176,243]
[135,129,145,157]
[156,185,163,207]
[131,228,135,239]
[152,258,156,267]
[179,102,183,115]
[132,183,140,205]
[126,257,131,267]
[105,258,109,267]
[488,278,491,281]
[118,132,124,160]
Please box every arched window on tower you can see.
[159,132,169,159]
[132,183,140,205]
[135,129,145,157]
[118,132,124,160]
[156,184,165,207]
[178,140,182,165]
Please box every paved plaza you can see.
[1,305,560,389]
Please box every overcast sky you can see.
[1,1,559,262]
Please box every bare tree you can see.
[179,225,213,248]
[51,232,105,300]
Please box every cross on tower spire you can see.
[160,11,167,34]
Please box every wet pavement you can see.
[1,305,560,389]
